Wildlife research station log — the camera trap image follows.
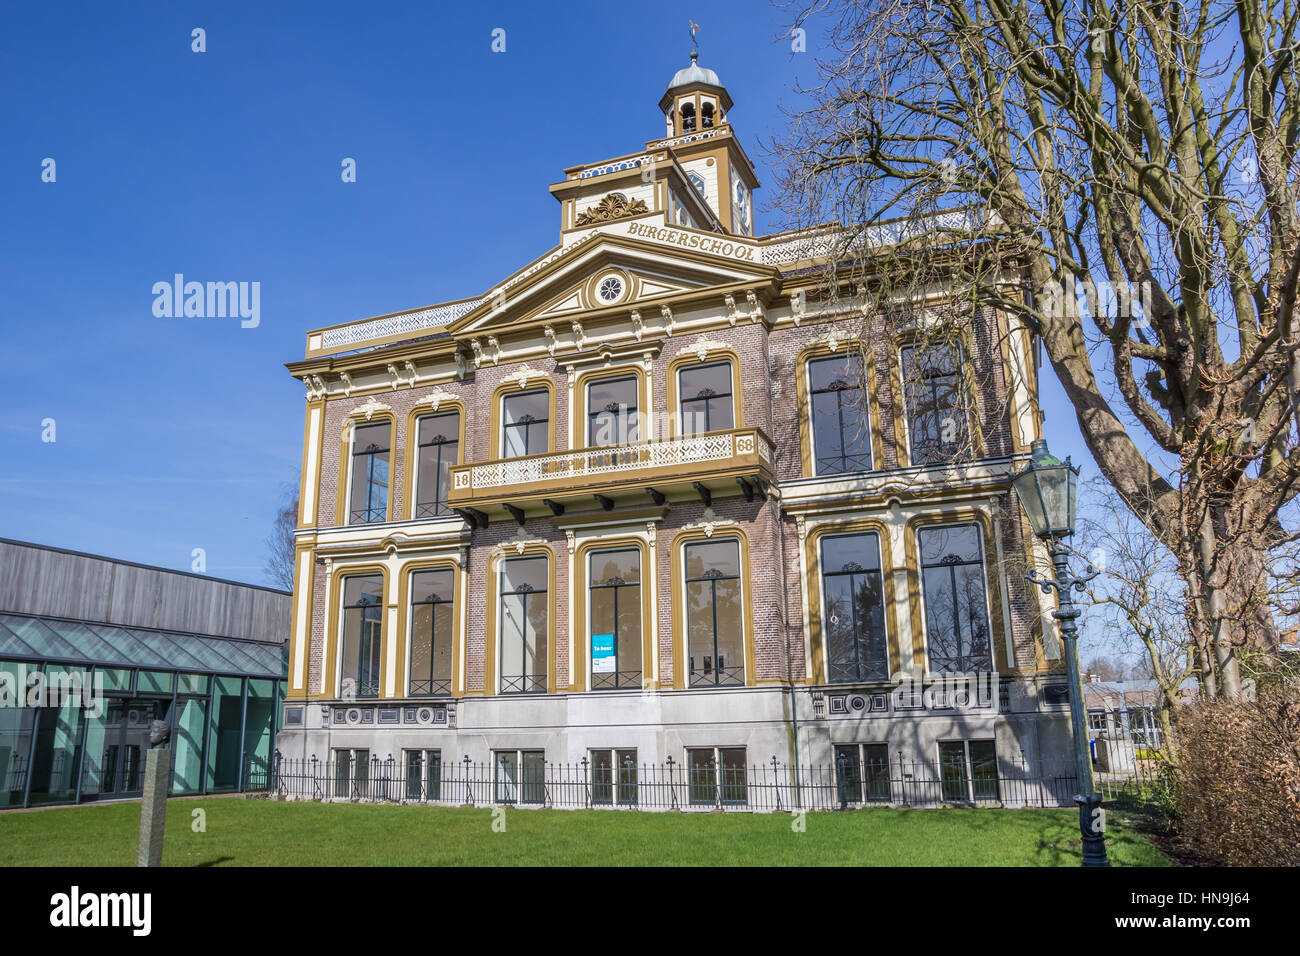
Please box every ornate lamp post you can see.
[1011,439,1109,867]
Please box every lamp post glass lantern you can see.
[1012,438,1109,867]
[1011,439,1079,540]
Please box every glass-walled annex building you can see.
[0,539,290,808]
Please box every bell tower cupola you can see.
[659,27,733,138]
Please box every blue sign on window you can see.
[592,633,615,673]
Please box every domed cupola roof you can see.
[667,51,721,91]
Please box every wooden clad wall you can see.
[0,539,289,645]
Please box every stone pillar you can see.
[137,720,171,868]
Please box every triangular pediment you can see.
[449,230,777,336]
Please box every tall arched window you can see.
[679,362,734,436]
[819,532,889,682]
[684,539,744,686]
[340,575,383,698]
[415,413,459,517]
[809,351,872,474]
[409,569,454,696]
[900,342,972,465]
[918,524,993,673]
[348,422,390,524]
[681,102,697,133]
[587,376,638,447]
[588,548,641,689]
[499,556,548,694]
[502,390,549,458]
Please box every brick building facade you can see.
[278,56,1073,805]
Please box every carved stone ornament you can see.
[511,365,545,389]
[856,283,877,319]
[685,507,733,539]
[352,398,392,421]
[691,337,729,362]
[501,528,543,556]
[790,289,807,326]
[420,386,459,412]
[305,374,329,401]
[575,193,651,226]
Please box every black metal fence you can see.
[1089,734,1167,804]
[253,752,1082,812]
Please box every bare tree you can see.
[772,0,1300,699]
[1082,655,1129,681]
[1075,477,1197,750]
[265,484,298,592]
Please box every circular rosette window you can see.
[593,271,628,306]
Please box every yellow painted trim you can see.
[572,536,654,692]
[298,399,326,528]
[668,526,756,689]
[482,544,558,696]
[286,542,315,697]
[803,520,902,684]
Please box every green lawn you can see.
[0,796,1169,866]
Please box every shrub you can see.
[1169,686,1300,865]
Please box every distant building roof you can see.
[1084,678,1199,710]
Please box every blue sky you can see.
[0,0,1092,590]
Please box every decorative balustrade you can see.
[576,154,658,180]
[309,299,483,355]
[757,208,986,266]
[449,428,773,504]
[645,125,729,150]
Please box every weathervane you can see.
[689,20,700,60]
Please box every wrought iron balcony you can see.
[447,427,774,517]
